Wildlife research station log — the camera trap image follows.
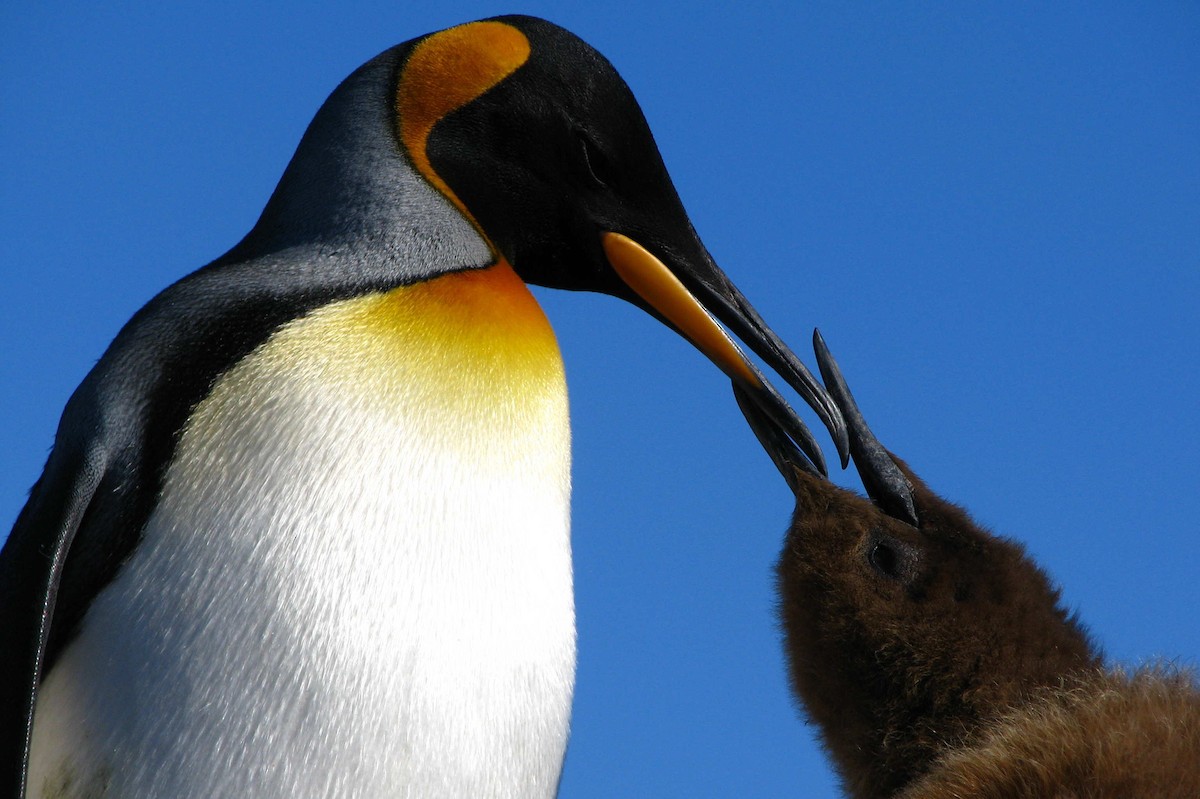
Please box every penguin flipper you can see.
[1,433,108,799]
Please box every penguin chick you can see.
[779,447,1098,797]
[736,331,1200,798]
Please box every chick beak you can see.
[601,231,848,478]
[812,329,918,526]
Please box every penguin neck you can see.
[232,46,491,283]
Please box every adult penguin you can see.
[1,15,845,799]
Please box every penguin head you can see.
[388,15,848,474]
[741,332,1098,797]
[420,17,689,296]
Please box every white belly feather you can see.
[28,271,574,798]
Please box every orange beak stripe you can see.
[602,232,760,387]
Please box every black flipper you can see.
[0,429,109,798]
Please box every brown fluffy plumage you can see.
[756,334,1200,798]
[900,667,1200,798]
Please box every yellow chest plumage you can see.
[29,263,575,798]
[231,260,568,466]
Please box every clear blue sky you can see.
[2,3,1197,796]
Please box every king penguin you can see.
[2,16,846,799]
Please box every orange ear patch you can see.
[396,21,531,225]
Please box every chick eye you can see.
[869,541,902,579]
[868,532,924,582]
[576,133,613,189]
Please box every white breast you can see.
[28,272,574,798]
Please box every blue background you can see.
[3,3,1197,796]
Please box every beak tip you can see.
[812,330,851,468]
[812,327,919,526]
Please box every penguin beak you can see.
[736,326,918,525]
[601,232,849,477]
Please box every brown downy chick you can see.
[902,665,1200,798]
[735,331,1200,799]
[780,458,1098,797]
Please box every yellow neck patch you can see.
[223,263,564,446]
[388,25,559,416]
[396,21,531,228]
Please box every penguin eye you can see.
[576,132,613,189]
